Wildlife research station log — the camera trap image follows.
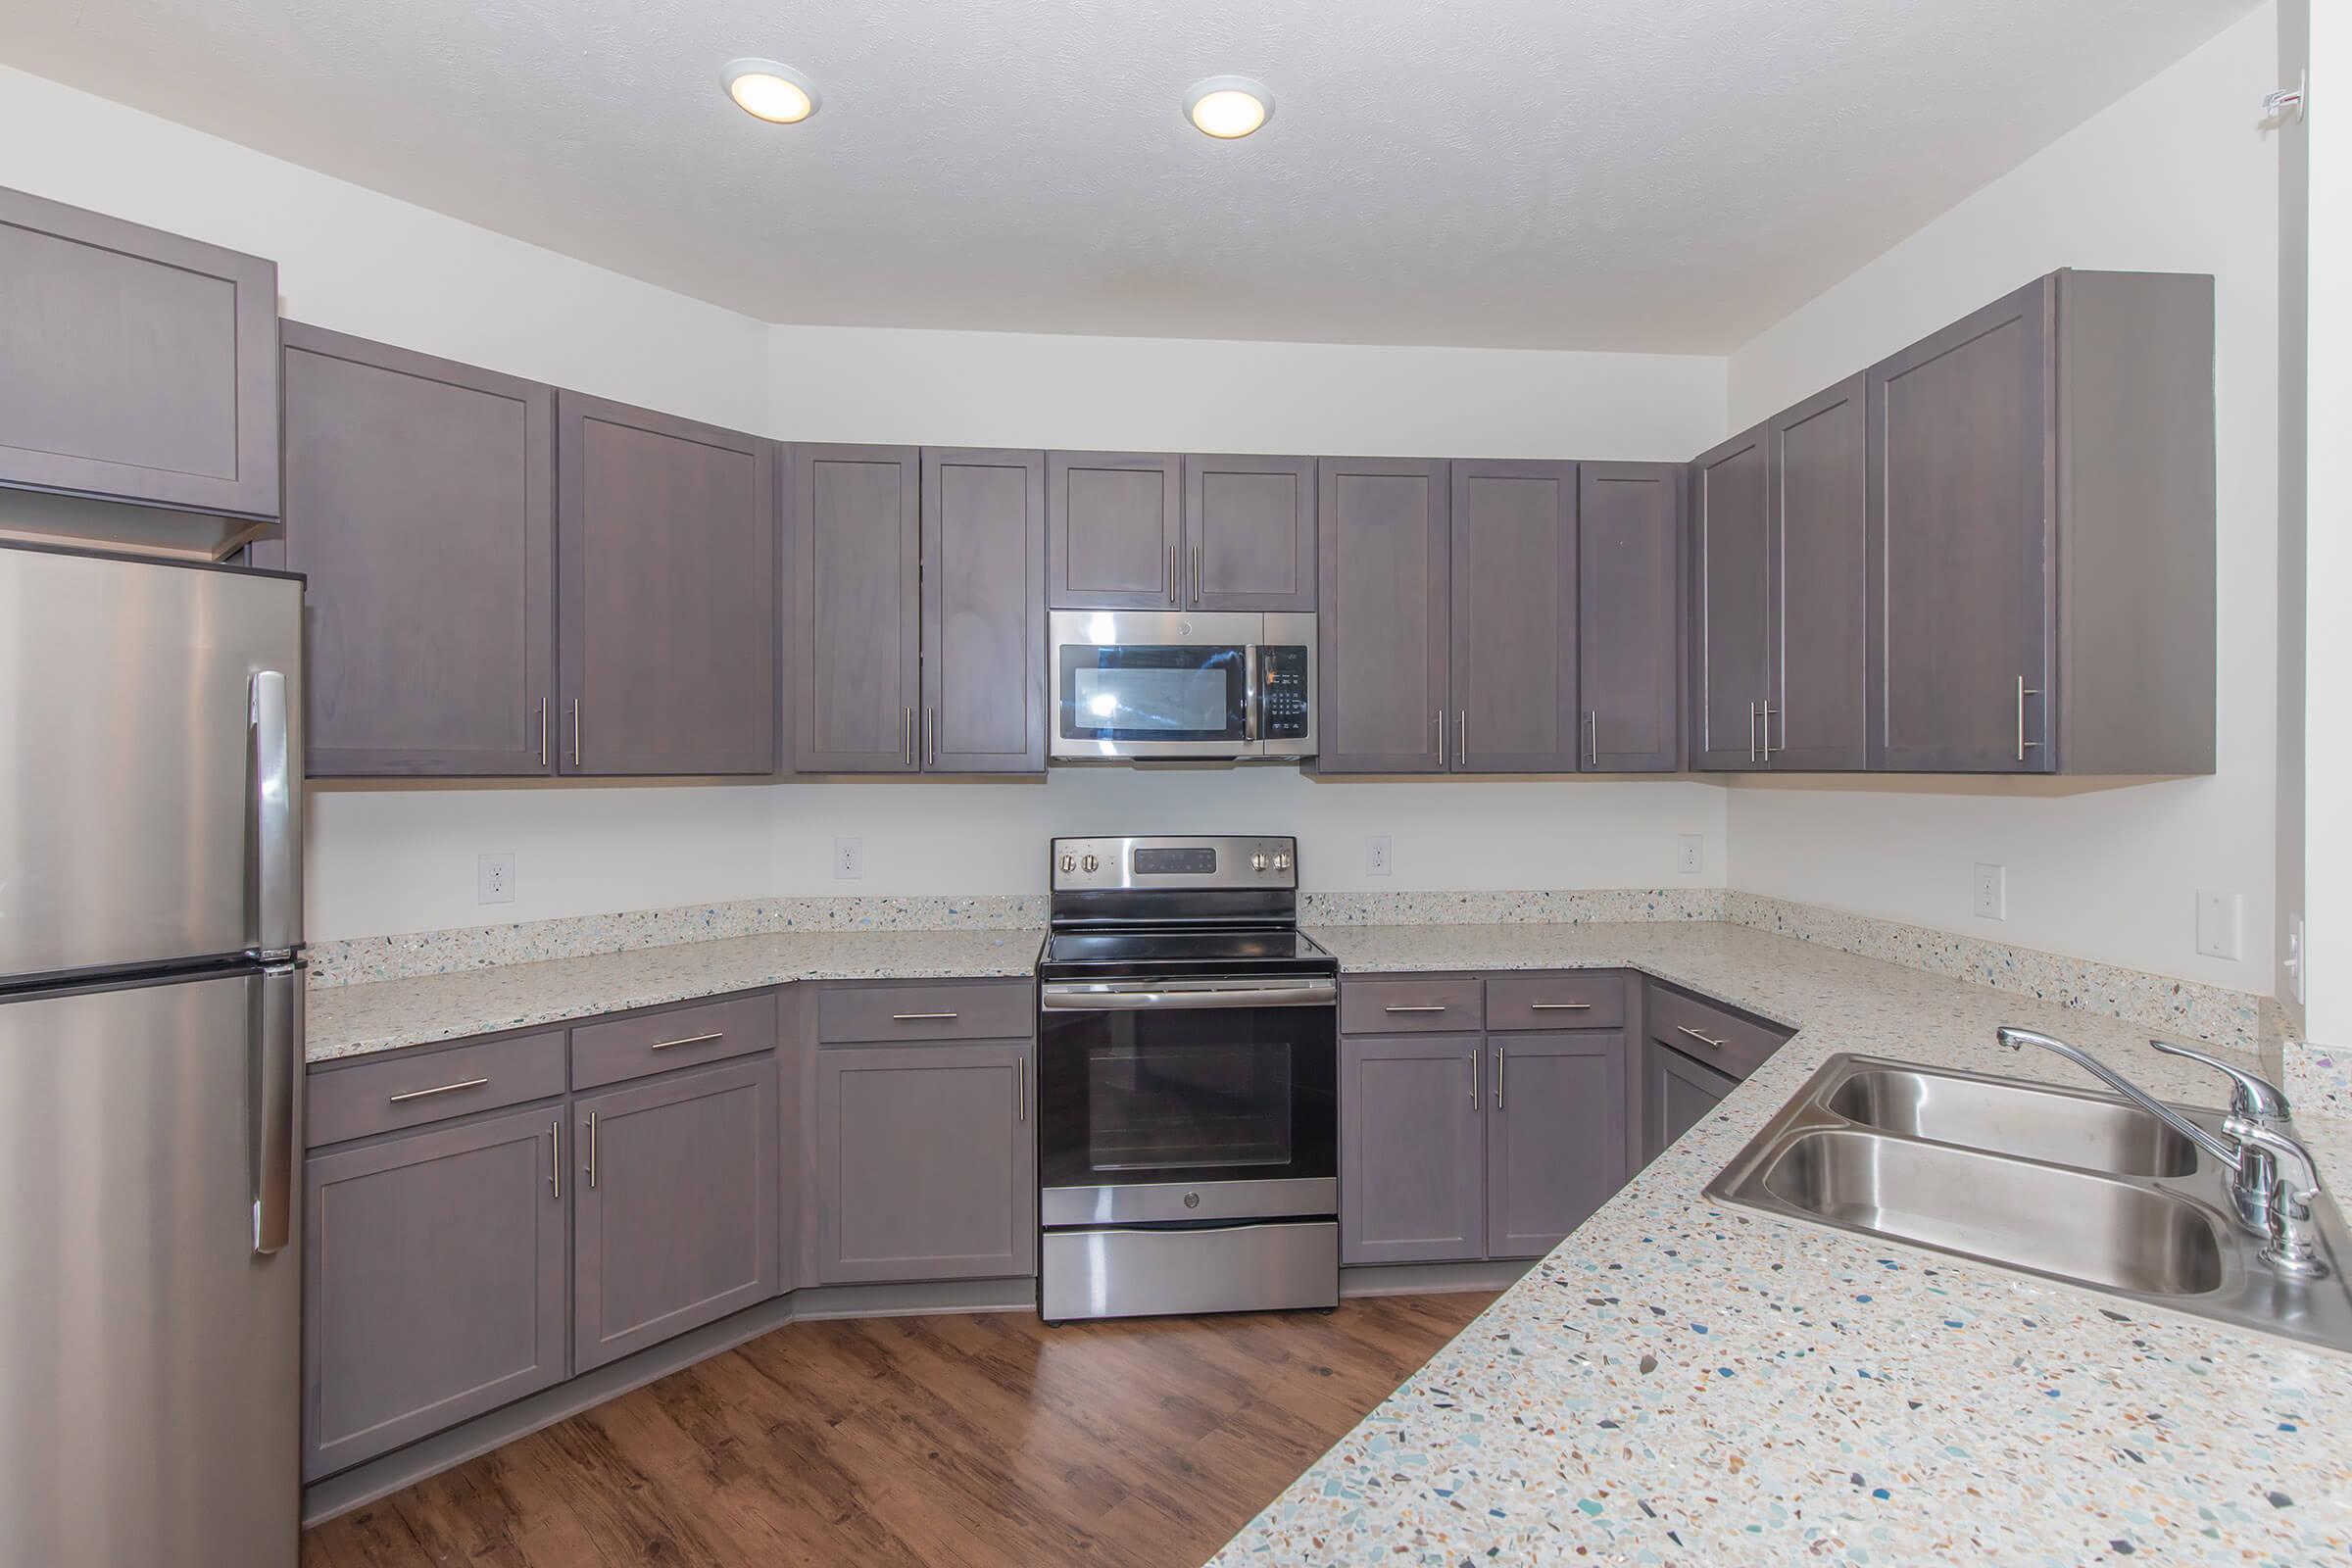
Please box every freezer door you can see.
[0,546,305,982]
[0,966,302,1568]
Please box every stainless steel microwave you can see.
[1049,610,1316,761]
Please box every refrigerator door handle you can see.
[249,669,300,958]
[250,962,302,1255]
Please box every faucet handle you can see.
[2149,1040,2290,1120]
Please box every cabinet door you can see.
[1316,458,1450,772]
[792,444,921,771]
[1448,461,1579,772]
[1689,427,1770,771]
[1578,463,1682,771]
[1642,1040,1738,1165]
[923,448,1047,772]
[573,1057,780,1372]
[1340,1034,1485,1264]
[1868,277,2055,772]
[1048,451,1180,609]
[1185,454,1316,612]
[304,1107,565,1480]
[1486,1033,1627,1259]
[815,1042,1036,1284]
[1769,373,1870,770]
[557,394,777,775]
[279,323,554,777]
[0,185,278,518]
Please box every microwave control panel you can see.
[1260,647,1309,739]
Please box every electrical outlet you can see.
[1677,834,1703,875]
[2195,890,2243,961]
[833,838,863,880]
[476,852,515,906]
[1366,836,1392,877]
[1972,862,2006,921]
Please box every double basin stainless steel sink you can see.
[1706,1054,2352,1352]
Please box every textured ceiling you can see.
[0,0,2258,351]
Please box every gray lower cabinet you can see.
[922,448,1047,771]
[557,393,778,776]
[1340,1034,1486,1264]
[792,443,921,772]
[1642,1040,1738,1165]
[1578,463,1682,771]
[1448,460,1581,771]
[0,183,279,520]
[1485,1032,1628,1259]
[302,1105,566,1480]
[572,1055,781,1372]
[814,1041,1037,1284]
[275,322,556,776]
[1316,458,1450,772]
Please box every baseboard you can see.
[1340,1257,1534,1297]
[301,1275,1036,1529]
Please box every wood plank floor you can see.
[302,1292,1495,1568]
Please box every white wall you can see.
[0,64,1731,942]
[2278,0,2309,1034]
[1722,7,2280,994]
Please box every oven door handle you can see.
[1040,979,1338,1011]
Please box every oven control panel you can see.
[1051,835,1297,891]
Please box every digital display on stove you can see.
[1132,847,1216,875]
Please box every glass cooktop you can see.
[1039,925,1338,979]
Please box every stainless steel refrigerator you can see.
[0,544,306,1568]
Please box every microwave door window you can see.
[1059,646,1248,741]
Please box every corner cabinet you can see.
[1578,464,1683,771]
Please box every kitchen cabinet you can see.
[1315,458,1450,772]
[1486,1032,1627,1259]
[1448,460,1581,771]
[1340,1033,1487,1264]
[1048,451,1180,609]
[813,1041,1037,1284]
[1185,454,1317,611]
[922,447,1048,771]
[275,322,555,776]
[557,392,778,776]
[572,1056,780,1372]
[302,1106,566,1480]
[1578,463,1682,771]
[792,443,921,771]
[1867,270,2214,773]
[0,183,279,523]
[1642,1040,1739,1165]
[1689,426,1771,770]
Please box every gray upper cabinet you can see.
[1485,1032,1627,1259]
[1048,451,1180,609]
[276,323,555,777]
[572,1056,781,1373]
[922,448,1047,772]
[1767,373,1869,770]
[792,443,921,772]
[814,1040,1036,1284]
[1341,1033,1485,1264]
[1185,454,1317,612]
[557,393,778,776]
[1448,461,1580,771]
[1316,458,1450,773]
[0,184,279,520]
[1689,427,1771,771]
[1578,463,1682,771]
[303,1106,566,1481]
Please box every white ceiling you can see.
[0,0,2257,352]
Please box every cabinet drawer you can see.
[1644,985,1788,1082]
[307,1030,566,1149]
[1485,971,1627,1031]
[1340,976,1484,1034]
[570,991,777,1091]
[816,980,1033,1044]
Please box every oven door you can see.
[1038,978,1337,1225]
[1050,610,1259,760]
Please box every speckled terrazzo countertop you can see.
[1208,922,2352,1566]
[305,927,1042,1061]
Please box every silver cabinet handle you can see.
[249,962,300,1255]
[388,1074,490,1104]
[925,706,937,765]
[1470,1047,1481,1111]
[1384,1004,1446,1013]
[1016,1053,1027,1122]
[249,670,298,956]
[538,697,550,768]
[570,698,582,768]
[2016,675,2042,761]
[891,1011,960,1020]
[1433,709,1444,762]
[1456,710,1466,767]
[1494,1044,1506,1109]
[587,1110,599,1188]
[1529,1002,1592,1011]
[1587,710,1599,768]
[1168,543,1179,604]
[1761,699,1778,760]
[649,1031,722,1053]
[1749,701,1760,763]
[549,1119,562,1200]
[903,706,914,766]
[1191,544,1201,606]
[1677,1024,1728,1052]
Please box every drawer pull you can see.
[649,1031,723,1053]
[1383,1004,1446,1013]
[1677,1025,1729,1052]
[1528,1002,1592,1011]
[891,1011,960,1021]
[387,1075,489,1105]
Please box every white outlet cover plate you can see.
[1972,862,2006,921]
[834,837,863,879]
[1677,834,1703,875]
[2195,889,2242,961]
[476,852,515,905]
[1366,836,1392,876]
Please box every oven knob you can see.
[1081,854,1100,872]
[1273,852,1292,871]
[1250,852,1269,871]
[1184,1192,1201,1209]
[1059,854,1076,873]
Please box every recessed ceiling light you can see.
[723,58,819,124]
[1184,76,1273,139]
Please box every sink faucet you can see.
[1996,1026,2329,1280]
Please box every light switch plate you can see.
[2195,889,2242,961]
[477,852,515,906]
[1973,862,2006,921]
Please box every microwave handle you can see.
[1245,645,1261,743]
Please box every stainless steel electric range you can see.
[1035,834,1341,1322]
